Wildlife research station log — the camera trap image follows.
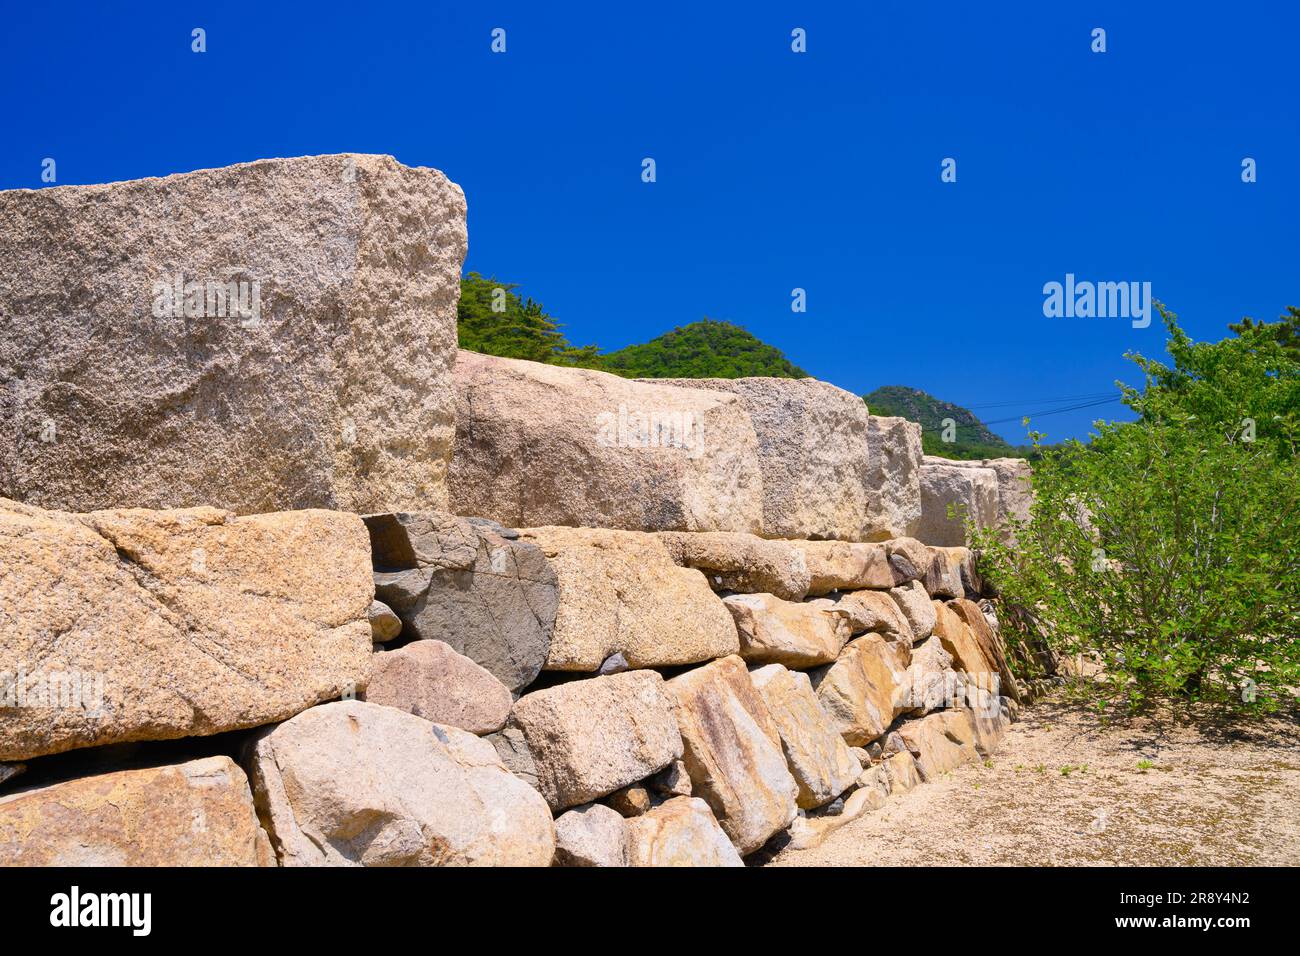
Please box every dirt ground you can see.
[770,697,1300,866]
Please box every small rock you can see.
[365,639,513,735]
[648,760,692,797]
[888,579,937,641]
[605,783,654,818]
[598,652,630,675]
[625,797,744,867]
[368,599,403,642]
[485,726,540,789]
[553,803,628,867]
[0,763,25,787]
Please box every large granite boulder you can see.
[516,526,739,671]
[0,499,373,762]
[657,531,812,601]
[625,796,745,867]
[0,756,272,866]
[923,456,1033,543]
[666,656,799,854]
[749,664,861,809]
[799,540,893,593]
[948,598,1021,702]
[449,351,764,533]
[723,592,850,668]
[365,640,513,735]
[895,710,980,780]
[805,589,914,642]
[244,700,554,866]
[918,458,1000,546]
[864,415,923,539]
[810,634,911,746]
[509,670,683,812]
[365,511,556,692]
[654,377,873,540]
[0,155,465,514]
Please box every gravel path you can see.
[769,698,1300,866]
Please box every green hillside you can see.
[864,385,1019,460]
[600,319,807,379]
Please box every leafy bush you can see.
[975,305,1300,712]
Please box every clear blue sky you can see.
[3,2,1295,444]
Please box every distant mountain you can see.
[864,385,1019,460]
[599,319,807,379]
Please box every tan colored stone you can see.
[889,579,937,641]
[806,589,914,642]
[948,598,1022,702]
[896,711,980,781]
[657,530,811,601]
[864,415,923,540]
[900,637,957,714]
[931,600,996,678]
[450,351,764,532]
[649,759,693,797]
[924,547,965,599]
[368,600,402,642]
[1,155,464,515]
[606,783,654,818]
[800,540,894,594]
[885,536,931,585]
[0,756,272,866]
[667,656,799,854]
[882,750,923,792]
[654,377,873,540]
[810,634,911,747]
[724,592,849,668]
[365,640,512,735]
[245,700,554,866]
[750,664,862,809]
[553,803,628,867]
[510,669,683,812]
[919,459,1000,547]
[626,796,744,867]
[0,499,373,762]
[517,526,738,671]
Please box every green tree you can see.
[457,273,596,363]
[1229,305,1300,361]
[975,304,1300,712]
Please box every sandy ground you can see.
[769,697,1300,866]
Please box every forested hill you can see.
[599,319,807,379]
[864,385,1016,459]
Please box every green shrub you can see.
[975,305,1300,712]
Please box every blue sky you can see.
[3,2,1295,444]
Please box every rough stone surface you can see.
[625,796,745,867]
[724,592,849,668]
[885,536,931,585]
[900,637,957,714]
[366,511,556,692]
[896,710,980,781]
[924,547,966,599]
[516,526,738,671]
[0,763,23,787]
[605,783,654,818]
[484,726,539,789]
[0,499,373,762]
[649,759,693,797]
[810,635,911,747]
[450,351,764,533]
[0,756,272,866]
[882,750,923,793]
[365,640,512,735]
[949,598,1022,702]
[553,803,628,867]
[750,664,861,809]
[864,415,923,540]
[931,600,996,679]
[657,531,811,601]
[245,700,554,866]
[655,377,873,540]
[667,655,799,854]
[368,600,402,642]
[924,457,1033,543]
[806,589,914,642]
[889,580,937,641]
[0,155,465,514]
[799,540,893,594]
[510,669,683,812]
[918,460,1000,547]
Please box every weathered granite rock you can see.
[657,530,812,600]
[553,803,628,867]
[956,685,1012,758]
[510,670,683,812]
[918,459,1000,547]
[450,351,764,532]
[806,589,914,642]
[749,664,861,809]
[0,756,272,866]
[900,637,957,714]
[885,536,931,585]
[0,763,23,787]
[517,526,738,671]
[667,656,799,854]
[605,783,654,818]
[810,635,911,746]
[245,700,554,866]
[368,600,402,642]
[864,415,923,540]
[483,726,539,790]
[366,511,556,692]
[931,600,996,679]
[924,457,1033,543]
[0,499,373,762]
[365,640,512,735]
[649,759,693,797]
[948,598,1022,702]
[895,711,980,781]
[800,540,893,593]
[882,750,923,792]
[854,762,892,805]
[625,796,745,867]
[0,155,464,514]
[889,579,937,641]
[924,546,966,599]
[655,377,873,540]
[724,592,850,668]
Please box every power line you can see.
[981,396,1123,425]
[964,391,1116,409]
